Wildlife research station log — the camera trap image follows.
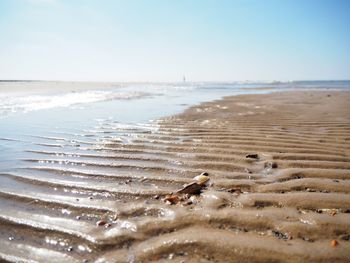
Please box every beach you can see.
[0,86,349,262]
[1,0,349,261]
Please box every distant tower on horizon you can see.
[183,75,186,83]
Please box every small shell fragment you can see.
[164,194,180,205]
[331,239,338,247]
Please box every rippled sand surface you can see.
[1,90,350,262]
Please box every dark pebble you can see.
[245,154,259,159]
[340,234,350,241]
[272,230,289,240]
[96,220,107,226]
[271,162,278,168]
[264,162,278,169]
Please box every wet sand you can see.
[0,90,350,262]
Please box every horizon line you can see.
[1,79,350,84]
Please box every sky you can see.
[0,0,349,82]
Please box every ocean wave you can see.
[0,90,149,117]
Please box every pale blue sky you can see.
[0,0,349,82]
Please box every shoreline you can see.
[1,80,349,97]
[0,90,349,262]
[0,81,122,97]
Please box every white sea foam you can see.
[0,90,149,116]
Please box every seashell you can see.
[177,182,202,195]
[163,194,180,205]
[193,174,210,185]
[331,239,338,247]
[330,210,337,216]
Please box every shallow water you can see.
[0,82,256,173]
